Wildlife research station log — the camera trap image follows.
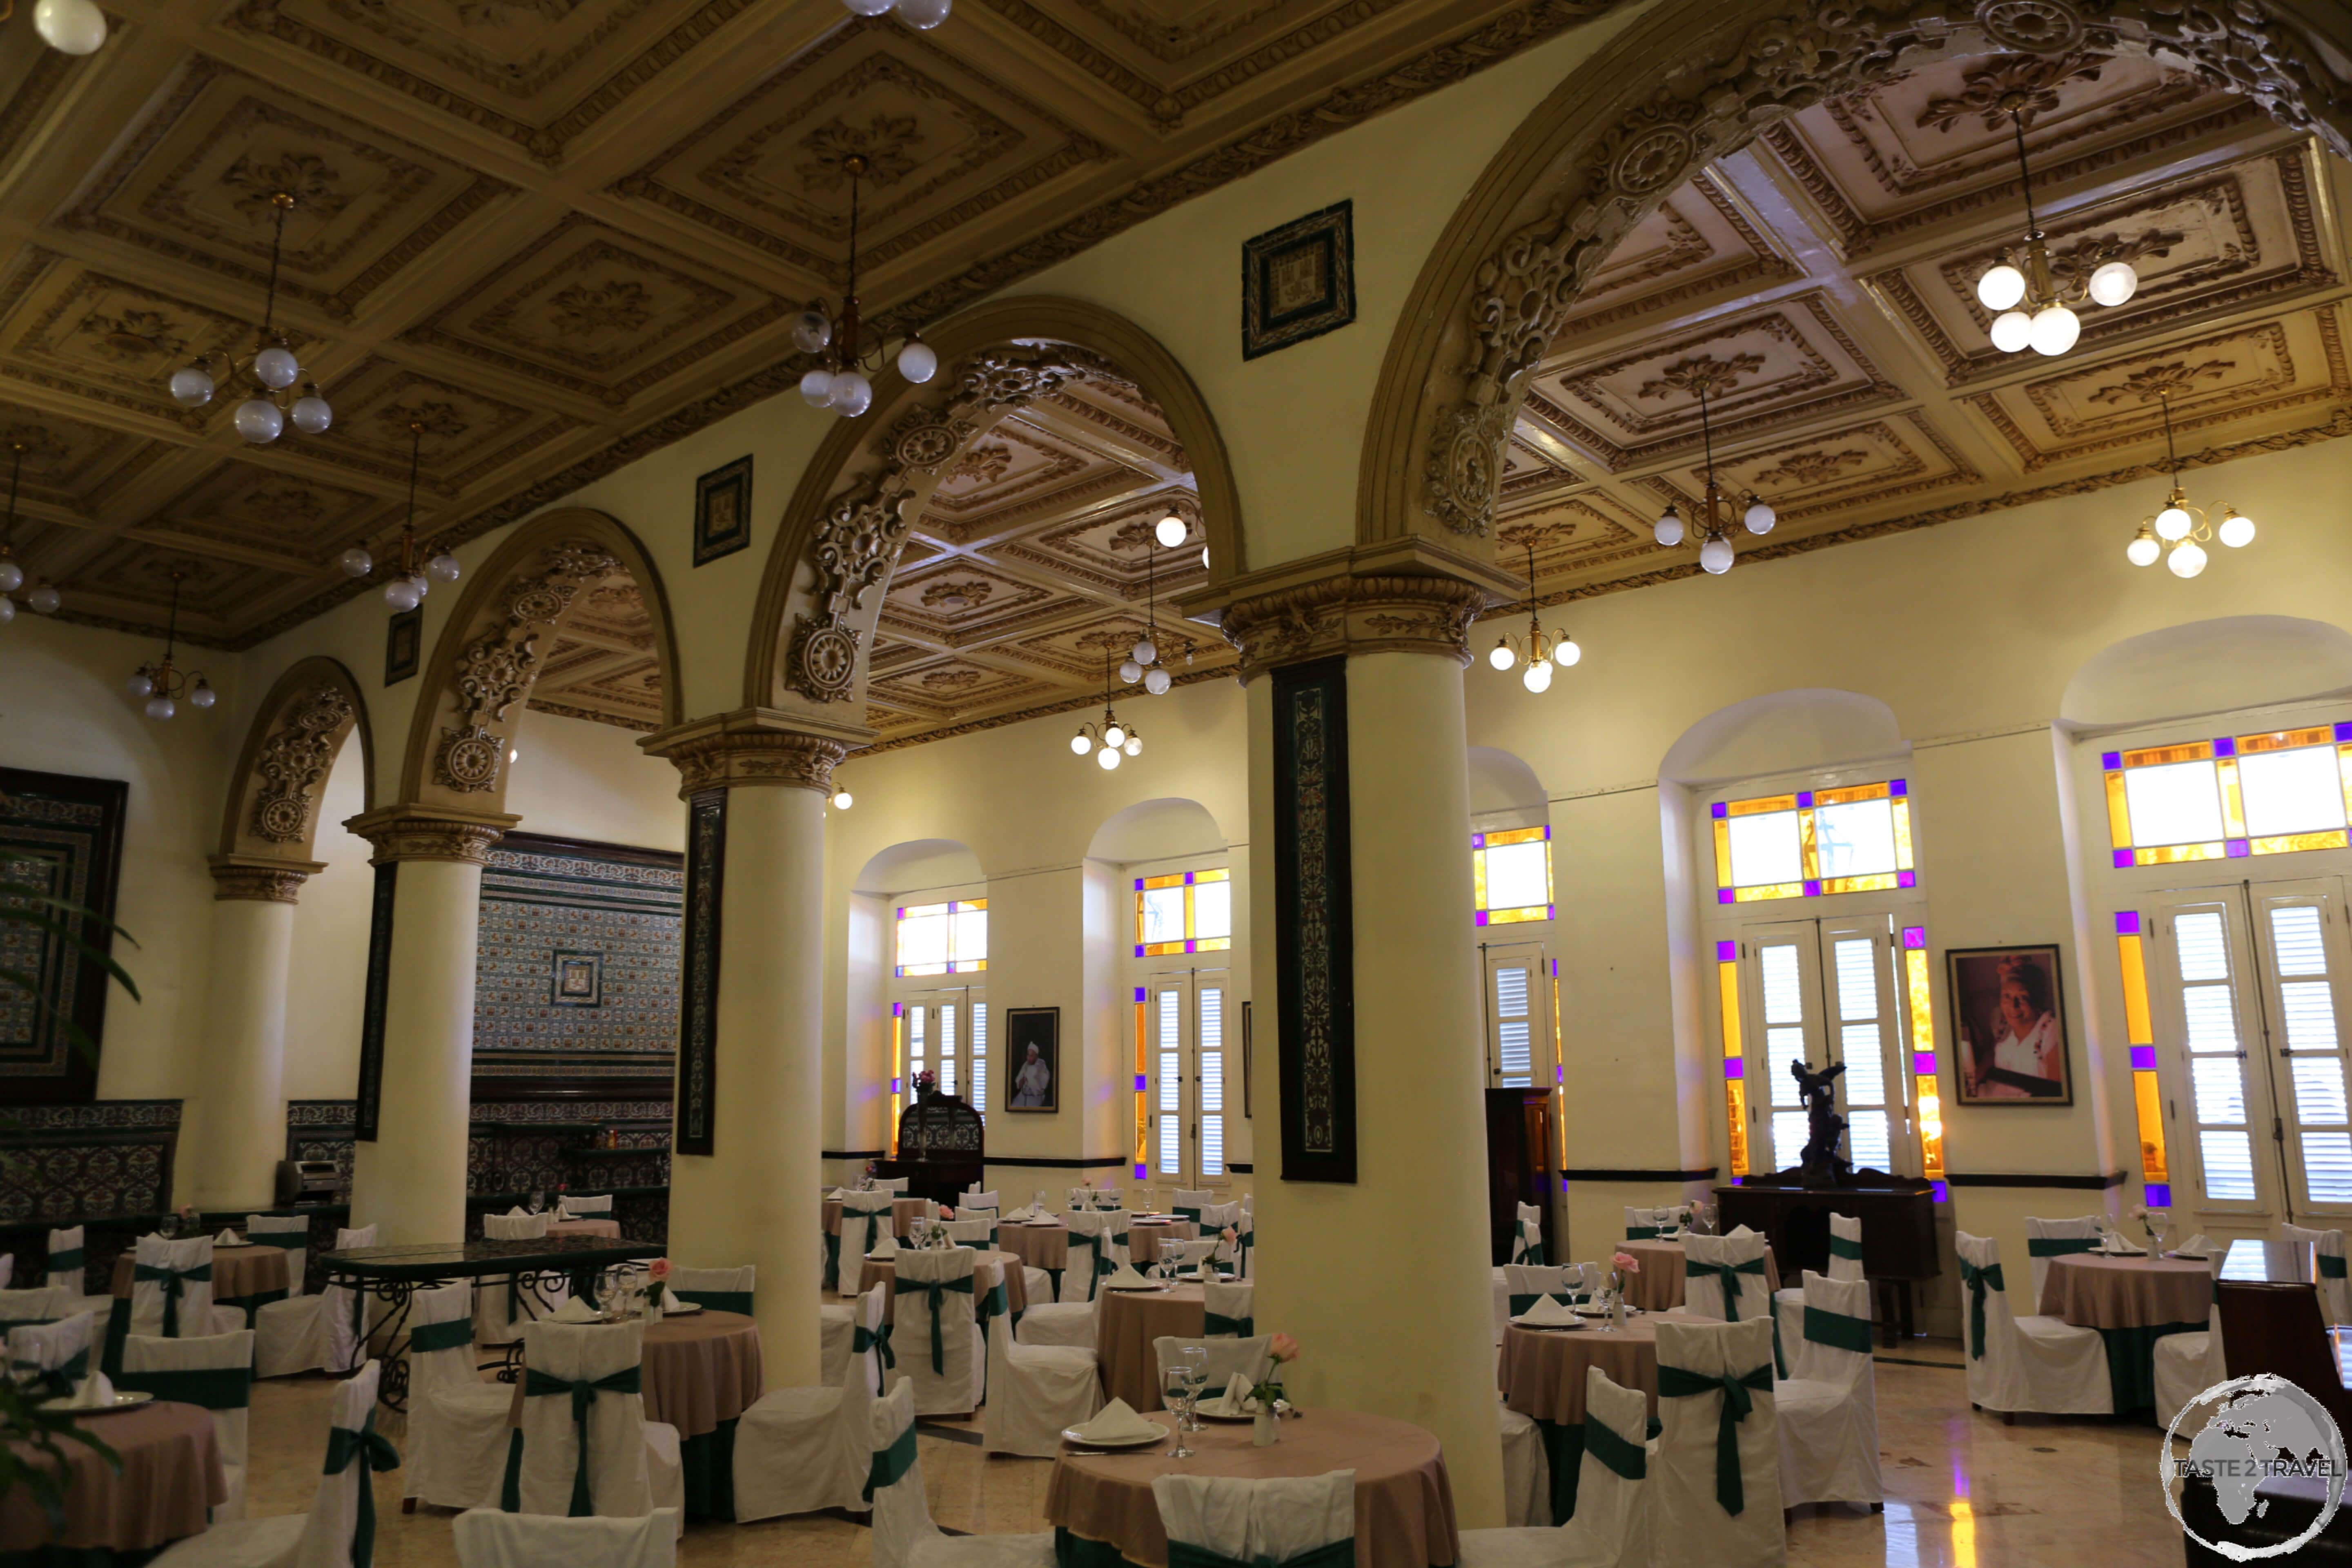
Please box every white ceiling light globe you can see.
[1123,735,1141,756]
[339,546,373,578]
[1975,263,2026,312]
[799,369,836,407]
[2125,530,2160,567]
[1200,546,1209,570]
[126,670,153,698]
[426,552,462,583]
[791,310,833,354]
[831,789,853,809]
[1743,499,1775,535]
[2088,260,2139,308]
[1154,514,1187,548]
[1488,641,1514,671]
[234,398,284,443]
[1699,535,1735,575]
[1143,666,1171,695]
[1131,637,1156,666]
[145,695,176,721]
[0,558,20,594]
[1071,732,1092,755]
[253,344,301,390]
[26,582,57,614]
[896,0,951,27]
[1119,659,1142,684]
[1553,637,1581,668]
[843,0,894,13]
[0,595,12,624]
[2154,503,2193,542]
[169,364,215,407]
[1521,659,1552,693]
[383,577,423,612]
[1652,508,1685,548]
[2218,509,2255,548]
[2028,303,2080,356]
[2168,539,2208,578]
[188,680,216,709]
[1989,310,2033,353]
[896,339,938,384]
[1102,723,1125,749]
[828,372,873,417]
[290,393,332,434]
[1097,745,1122,771]
[33,0,107,54]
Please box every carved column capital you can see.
[208,855,326,904]
[640,708,873,798]
[342,805,517,866]
[1190,539,1515,682]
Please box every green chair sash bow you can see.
[1626,1225,1661,1241]
[1828,1233,1865,1263]
[1203,1310,1254,1338]
[323,1405,400,1568]
[2026,1236,2103,1259]
[851,1205,887,1261]
[1583,1415,1647,1482]
[2322,1253,2348,1280]
[1686,1256,1767,1321]
[115,1363,250,1411]
[1802,1303,1875,1357]
[1045,1267,1065,1301]
[853,1320,895,1372]
[1165,1539,1355,1568]
[675,1290,753,1316]
[13,1345,88,1401]
[510,1364,643,1517]
[1174,1206,1204,1227]
[248,1230,307,1252]
[132,1260,213,1337]
[823,1230,843,1293]
[410,1316,475,1354]
[1656,1357,1773,1515]
[893,1274,975,1374]
[44,1248,83,1278]
[864,1422,918,1503]
[1959,1258,2004,1360]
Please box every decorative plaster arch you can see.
[742,296,1243,716]
[1661,688,1908,786]
[215,655,374,882]
[392,508,684,816]
[1359,0,2352,550]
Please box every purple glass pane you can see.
[1802,880,1822,898]
[1475,910,1490,927]
[1133,877,1145,890]
[2102,752,2123,771]
[1471,833,1485,849]
[1185,871,1196,884]
[1723,1058,1744,1079]
[1902,926,1927,949]
[2114,849,2136,870]
[2115,910,2141,935]
[2227,839,2252,858]
[1796,791,1814,808]
[1716,940,1738,962]
[1932,1180,1950,1203]
[1133,986,1145,1003]
[1711,802,1729,819]
[2144,1183,2171,1207]
[891,1078,902,1094]
[1133,945,1145,958]
[2338,723,2352,745]
[1897,870,1917,889]
[2212,737,2236,758]
[1890,779,1908,797]
[1134,1164,1147,1181]
[1134,1074,1146,1092]
[1913,1052,1937,1075]
[2131,1046,2158,1072]
[892,1002,904,1017]
[1718,888,1736,905]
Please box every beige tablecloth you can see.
[1499,1311,1705,1425]
[998,1221,1070,1271]
[1048,1409,1459,1568]
[0,1400,225,1553]
[548,1218,622,1240]
[1098,1283,1206,1410]
[855,1251,1027,1325]
[2040,1255,2214,1329]
[824,1196,935,1241]
[111,1245,289,1303]
[505,1310,763,1440]
[1127,1218,1198,1265]
[1616,1240,1779,1312]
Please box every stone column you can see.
[183,856,323,1212]
[343,807,513,1246]
[1212,547,1513,1526]
[643,709,863,1389]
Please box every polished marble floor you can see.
[240,1339,2189,1566]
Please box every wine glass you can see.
[157,1212,179,1240]
[1179,1346,1209,1430]
[1164,1367,1195,1459]
[528,1191,544,1215]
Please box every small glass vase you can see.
[1610,1289,1627,1330]
[1253,1407,1278,1446]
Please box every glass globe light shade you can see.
[1743,499,1776,535]
[290,393,332,434]
[2168,539,2209,579]
[843,0,894,13]
[383,577,423,612]
[338,546,373,578]
[2028,303,2080,356]
[790,310,833,354]
[0,595,13,624]
[896,0,951,27]
[1154,514,1187,548]
[1699,535,1735,575]
[233,398,284,443]
[169,363,215,408]
[831,790,853,810]
[1124,735,1142,757]
[1554,637,1581,668]
[1102,723,1126,749]
[145,695,176,721]
[252,343,300,390]
[1071,732,1093,755]
[2125,527,2160,567]
[1143,666,1172,695]
[1652,507,1685,548]
[1119,659,1142,684]
[188,679,216,710]
[2218,508,2255,549]
[33,0,107,54]
[1488,641,1514,671]
[1989,310,2034,353]
[0,557,21,593]
[426,552,462,583]
[1132,637,1156,666]
[2154,503,2193,542]
[1520,659,1551,693]
[828,371,873,417]
[896,338,938,384]
[799,368,836,407]
[2088,260,2139,308]
[1200,546,1209,570]
[25,582,57,615]
[126,670,152,699]
[1097,745,1122,771]
[1975,263,2026,312]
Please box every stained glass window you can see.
[1712,782,1915,903]
[1134,869,1232,958]
[2103,725,2352,867]
[1473,826,1554,925]
[896,899,987,976]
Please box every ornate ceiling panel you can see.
[527,575,664,729]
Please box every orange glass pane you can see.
[2238,727,2335,754]
[1713,818,1733,889]
[1904,950,1934,1055]
[2250,831,2352,856]
[1488,906,1550,925]
[1916,1076,1944,1180]
[1485,826,1548,847]
[2134,1070,2169,1184]
[2105,771,2132,850]
[2122,742,2215,768]
[1892,800,1915,871]
[2218,758,2247,839]
[1718,960,1743,1060]
[1733,882,1807,902]
[2131,842,2228,866]
[1727,793,1800,817]
[1813,782,1893,806]
[1820,873,1900,895]
[1725,1079,1749,1179]
[1798,809,1820,882]
[2117,933,2154,1047]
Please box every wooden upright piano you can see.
[877,1089,984,1210]
[1716,1175,1938,1344]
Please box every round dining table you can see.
[1499,1310,1695,1524]
[1096,1282,1206,1410]
[823,1196,935,1241]
[855,1250,1028,1324]
[1048,1408,1459,1568]
[0,1400,225,1560]
[1615,1239,1779,1312]
[2039,1253,2213,1417]
[548,1217,621,1240]
[1125,1217,1199,1265]
[110,1243,291,1319]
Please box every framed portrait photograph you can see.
[1004,1006,1059,1113]
[694,456,753,567]
[383,605,423,685]
[1947,944,2072,1105]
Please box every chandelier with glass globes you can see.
[2124,388,2254,579]
[1650,377,1775,575]
[28,0,106,54]
[794,155,938,419]
[839,0,949,28]
[337,421,460,611]
[126,572,215,721]
[166,192,332,444]
[1486,540,1580,693]
[1115,508,1192,696]
[1071,655,1143,770]
[1972,91,2138,358]
[0,443,63,625]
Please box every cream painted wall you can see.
[282,741,371,1102]
[506,708,685,853]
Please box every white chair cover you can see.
[733,1283,880,1521]
[820,1303,855,1386]
[1652,1318,1782,1568]
[247,1214,319,1379]
[0,1286,65,1334]
[503,1319,684,1525]
[2283,1223,2350,1324]
[131,1236,218,1340]
[2154,1254,2229,1428]
[1167,1238,1221,1274]
[1624,1206,1670,1241]
[45,1225,109,1318]
[452,1508,678,1568]
[122,1329,254,1520]
[243,1214,310,1298]
[156,1360,392,1568]
[962,1191,1002,1214]
[982,1311,1102,1458]
[1061,1211,1127,1303]
[318,1225,381,1374]
[874,1177,909,1194]
[1502,1265,1575,1319]
[1171,1189,1215,1225]
[560,1194,615,1218]
[891,1247,984,1416]
[1955,1231,2110,1417]
[1773,1271,1881,1508]
[1682,1232,1771,1326]
[8,1310,96,1402]
[841,1192,896,1263]
[1152,1470,1355,1564]
[1152,1333,1272,1393]
[2022,1214,2105,1304]
[1469,1363,1656,1564]
[1825,1214,1864,1283]
[867,1381,1055,1568]
[477,1215,555,1346]
[405,1283,516,1511]
[944,1218,999,1251]
[1203,1280,1254,1339]
[665,1265,754,1315]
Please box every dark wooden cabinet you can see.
[1715,1177,1938,1341]
[879,1091,984,1210]
[1485,1088,1553,1266]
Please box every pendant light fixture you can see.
[2125,388,2253,579]
[0,441,61,623]
[1121,513,1183,696]
[795,155,937,418]
[839,0,949,28]
[127,572,213,720]
[1976,91,2137,358]
[1071,655,1142,769]
[166,192,332,443]
[1650,381,1775,575]
[338,421,460,609]
[1486,540,1581,692]
[28,0,107,54]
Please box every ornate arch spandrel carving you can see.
[216,655,373,873]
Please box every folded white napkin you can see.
[1071,1398,1160,1443]
[215,1229,239,1247]
[551,1296,601,1323]
[1212,1371,1257,1415]
[662,1286,684,1311]
[71,1371,115,1408]
[1103,1263,1151,1290]
[1518,1294,1577,1326]
[2102,1233,2147,1255]
[506,1206,528,1217]
[2175,1234,2220,1258]
[873,1233,899,1257]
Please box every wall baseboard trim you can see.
[1563,1167,1719,1183]
[1944,1170,2127,1190]
[1228,1163,1252,1174]
[821,1150,886,1162]
[981,1156,1128,1170]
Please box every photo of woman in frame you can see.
[1948,944,2072,1104]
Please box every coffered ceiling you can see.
[0,0,1607,650]
[1497,49,2352,611]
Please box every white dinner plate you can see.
[1194,1397,1258,1421]
[1570,1305,1637,1319]
[1102,1281,1168,1293]
[662,1301,704,1316]
[42,1391,153,1413]
[1509,1315,1586,1331]
[1062,1425,1165,1448]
